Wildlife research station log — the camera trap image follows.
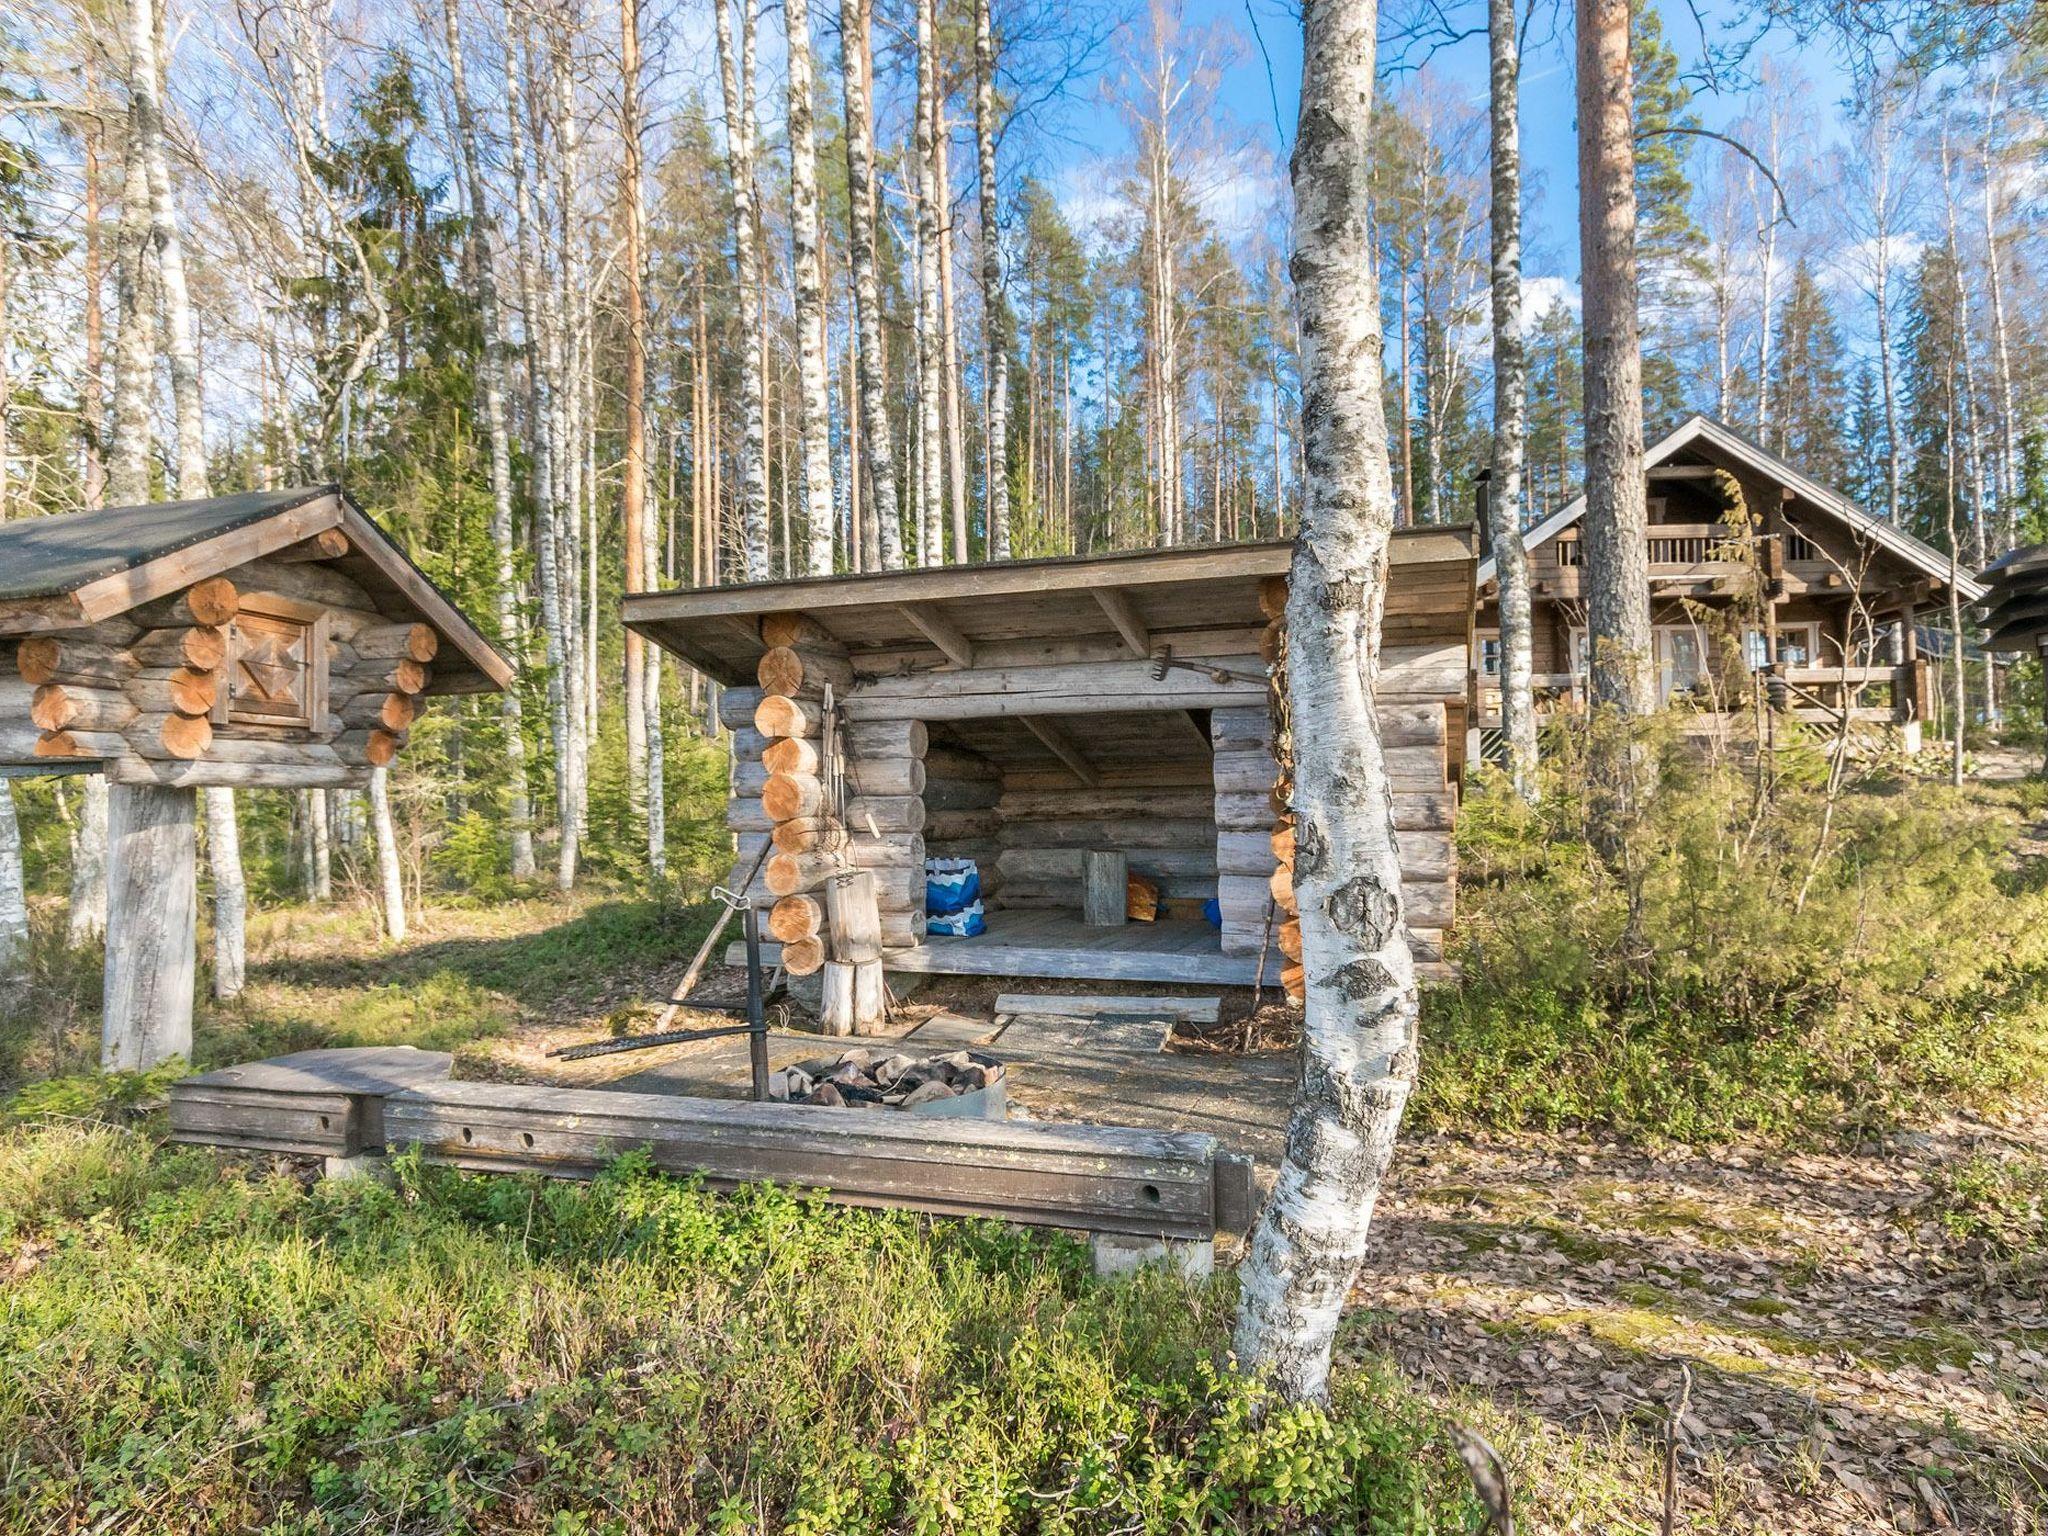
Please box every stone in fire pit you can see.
[768,1047,1007,1119]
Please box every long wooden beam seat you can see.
[168,1046,454,1158]
[383,1080,1257,1241]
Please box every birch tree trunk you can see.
[108,24,153,504]
[619,0,653,843]
[132,0,249,993]
[443,0,536,880]
[974,0,1011,560]
[1232,0,1418,1403]
[1576,0,1654,722]
[716,0,772,579]
[370,765,407,942]
[1486,0,1538,798]
[505,24,577,890]
[786,0,837,575]
[914,5,945,570]
[0,782,25,997]
[68,777,110,948]
[841,0,902,568]
[73,117,111,945]
[1979,77,2019,547]
[936,126,967,563]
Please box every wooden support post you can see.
[824,868,884,962]
[1083,849,1127,927]
[101,782,197,1071]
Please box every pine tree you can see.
[1631,2,1702,436]
[1767,258,1847,485]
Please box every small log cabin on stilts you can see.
[0,488,510,1069]
[624,531,1477,1013]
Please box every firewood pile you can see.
[768,1046,1004,1110]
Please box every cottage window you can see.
[214,594,329,732]
[1479,635,1501,677]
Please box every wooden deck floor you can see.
[738,909,1278,986]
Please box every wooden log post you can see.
[1083,850,1128,926]
[101,783,197,1071]
[824,869,884,963]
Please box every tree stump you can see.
[1082,850,1127,927]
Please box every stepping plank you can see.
[993,993,1222,1025]
[169,1046,453,1157]
[384,1079,1253,1240]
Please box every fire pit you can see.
[768,1047,1007,1119]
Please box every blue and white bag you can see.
[925,857,982,916]
[927,899,987,938]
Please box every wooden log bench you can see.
[382,1080,1256,1266]
[168,1046,454,1164]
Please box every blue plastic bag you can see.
[927,899,987,937]
[925,857,982,916]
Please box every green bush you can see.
[0,1124,1477,1535]
[1420,740,2048,1145]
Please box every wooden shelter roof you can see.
[1979,542,2048,651]
[624,527,1478,687]
[0,487,511,693]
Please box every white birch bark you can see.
[0,782,25,996]
[1486,0,1538,797]
[1232,0,1418,1403]
[108,69,153,506]
[203,787,245,999]
[716,0,772,579]
[619,0,653,840]
[786,0,837,575]
[840,0,902,568]
[68,776,109,948]
[309,786,332,900]
[370,766,407,942]
[444,0,536,879]
[1979,76,2019,547]
[1577,0,1654,719]
[504,23,576,889]
[974,0,1011,560]
[914,8,945,571]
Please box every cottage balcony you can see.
[1534,525,1756,600]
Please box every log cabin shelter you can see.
[0,486,510,1071]
[1473,414,1988,752]
[623,530,1476,992]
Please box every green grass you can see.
[0,1121,1478,1535]
[1416,756,2048,1147]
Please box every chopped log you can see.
[32,684,139,733]
[353,622,439,663]
[852,960,888,1030]
[843,718,927,758]
[1258,575,1288,619]
[1278,918,1303,961]
[759,611,838,648]
[1280,962,1304,1002]
[766,849,844,896]
[839,833,926,868]
[761,735,821,776]
[1258,621,1284,666]
[124,711,213,760]
[16,636,138,688]
[337,724,405,765]
[341,692,417,732]
[755,694,823,739]
[818,961,857,1036]
[1083,851,1128,926]
[275,528,352,562]
[768,894,825,943]
[133,626,228,671]
[770,815,845,854]
[762,771,825,822]
[780,936,827,976]
[133,666,220,717]
[845,757,925,797]
[1271,824,1294,866]
[841,795,926,834]
[757,645,854,698]
[824,868,884,964]
[1268,864,1295,914]
[34,729,127,759]
[133,576,238,628]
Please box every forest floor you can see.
[4,879,2045,1532]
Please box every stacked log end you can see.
[332,623,436,771]
[752,615,856,979]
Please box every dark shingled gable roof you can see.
[0,487,336,601]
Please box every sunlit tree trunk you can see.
[443,0,536,880]
[1233,0,1417,1403]
[914,0,945,569]
[1979,75,2019,549]
[1487,0,1538,798]
[936,125,968,563]
[108,68,153,507]
[72,102,111,945]
[974,0,1011,560]
[717,0,772,578]
[786,0,836,575]
[0,239,24,992]
[1577,0,1654,722]
[618,0,653,843]
[370,766,407,942]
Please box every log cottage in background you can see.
[625,532,1476,1000]
[0,488,510,1067]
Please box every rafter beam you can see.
[896,603,976,668]
[1092,587,1150,658]
[1018,714,1100,787]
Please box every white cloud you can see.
[1520,274,1580,331]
